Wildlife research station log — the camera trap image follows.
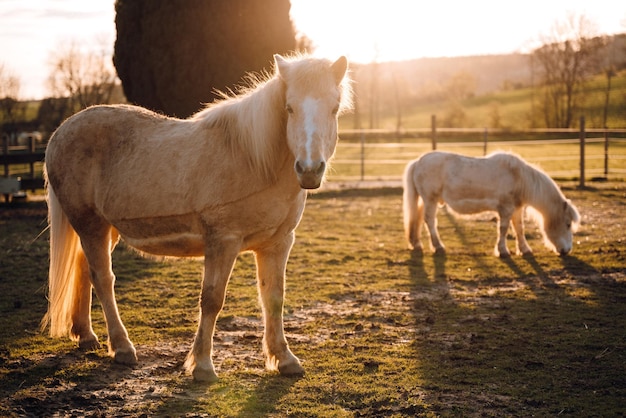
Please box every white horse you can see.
[42,54,352,382]
[403,151,580,257]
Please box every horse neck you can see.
[197,77,290,182]
[521,164,563,219]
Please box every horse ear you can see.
[274,54,288,78]
[331,56,348,85]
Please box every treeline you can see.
[351,29,626,130]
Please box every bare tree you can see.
[0,64,23,125]
[441,72,475,128]
[47,39,120,116]
[531,13,604,128]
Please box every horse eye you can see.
[332,105,339,115]
[286,104,294,114]
[566,221,571,229]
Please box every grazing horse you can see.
[42,54,352,382]
[403,151,580,257]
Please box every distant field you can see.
[340,70,626,131]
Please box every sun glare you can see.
[290,0,626,63]
[291,0,429,63]
[290,0,525,63]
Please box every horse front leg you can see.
[185,239,240,382]
[255,232,304,376]
[512,207,532,255]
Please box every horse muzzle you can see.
[558,246,572,256]
[295,160,326,189]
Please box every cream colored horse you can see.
[403,151,580,257]
[42,54,352,382]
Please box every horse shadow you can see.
[2,349,137,416]
[153,371,300,417]
[6,341,300,416]
[407,249,450,300]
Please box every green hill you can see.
[341,46,626,131]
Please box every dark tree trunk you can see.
[114,0,296,118]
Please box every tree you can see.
[114,0,297,118]
[0,64,26,144]
[531,13,603,128]
[47,39,120,118]
[0,64,23,123]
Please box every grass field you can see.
[0,181,625,416]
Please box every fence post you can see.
[2,135,8,177]
[431,114,437,150]
[579,116,585,189]
[483,127,488,155]
[604,127,609,178]
[360,129,365,181]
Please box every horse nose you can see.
[295,160,326,189]
[295,160,325,176]
[559,247,571,256]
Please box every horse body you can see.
[403,151,580,257]
[42,54,351,382]
[46,105,303,257]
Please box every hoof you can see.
[498,252,511,259]
[433,247,446,256]
[78,338,101,351]
[278,360,304,377]
[410,246,424,255]
[114,348,138,365]
[192,367,219,383]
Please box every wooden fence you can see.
[1,135,45,195]
[2,117,626,198]
[334,117,626,187]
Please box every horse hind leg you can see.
[495,209,513,258]
[78,222,136,365]
[511,208,532,255]
[423,199,445,254]
[70,250,100,350]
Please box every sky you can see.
[1,0,625,100]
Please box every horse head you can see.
[275,54,350,189]
[544,199,580,256]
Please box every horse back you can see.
[412,151,522,212]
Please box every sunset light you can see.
[290,0,625,63]
[0,0,625,98]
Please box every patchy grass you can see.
[0,182,625,416]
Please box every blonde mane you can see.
[191,75,285,182]
[505,152,568,221]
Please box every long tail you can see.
[40,180,84,339]
[402,161,423,249]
